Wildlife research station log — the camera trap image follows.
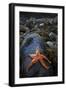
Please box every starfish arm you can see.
[28,58,37,70]
[39,59,49,70]
[29,54,36,58]
[42,55,51,64]
[32,58,37,64]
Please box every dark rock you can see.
[31,25,40,32]
[25,17,36,29]
[38,23,45,29]
[20,25,30,33]
[48,18,53,24]
[49,32,57,41]
[46,48,57,75]
[48,25,57,34]
[53,16,58,24]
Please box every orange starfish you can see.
[28,48,51,70]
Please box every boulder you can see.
[20,33,54,77]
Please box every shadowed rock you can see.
[49,32,57,41]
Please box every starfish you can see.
[28,48,51,70]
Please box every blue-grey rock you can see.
[20,33,54,77]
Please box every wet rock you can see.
[31,25,40,32]
[46,41,57,48]
[25,17,36,29]
[36,18,45,23]
[20,33,54,77]
[48,18,53,24]
[53,16,58,24]
[49,32,57,41]
[20,25,30,33]
[48,25,57,34]
[21,33,46,53]
[46,48,58,76]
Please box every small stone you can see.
[46,41,57,48]
[49,32,57,41]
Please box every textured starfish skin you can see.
[28,49,51,70]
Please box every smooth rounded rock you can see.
[20,33,54,77]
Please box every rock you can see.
[46,41,57,48]
[21,33,46,53]
[31,25,40,32]
[53,16,58,24]
[48,25,57,34]
[48,18,53,24]
[36,18,45,23]
[25,17,36,29]
[46,48,57,76]
[20,25,30,33]
[38,23,44,28]
[49,32,57,41]
[20,33,54,77]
